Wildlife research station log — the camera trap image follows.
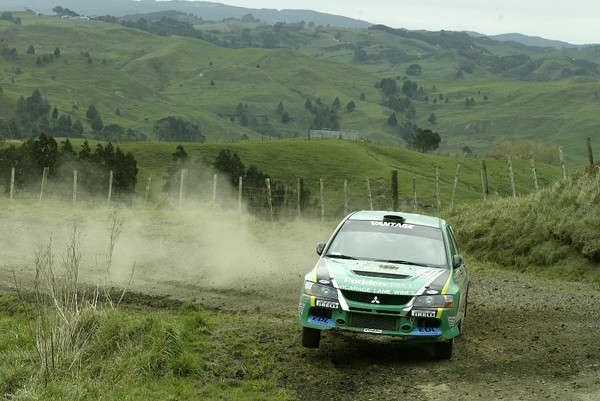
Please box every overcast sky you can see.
[215,0,599,45]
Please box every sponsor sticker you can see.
[370,221,415,229]
[315,299,339,309]
[308,316,335,328]
[411,310,436,318]
[411,327,442,336]
[363,328,383,334]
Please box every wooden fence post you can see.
[107,170,113,203]
[559,146,566,179]
[450,164,461,209]
[238,176,243,213]
[10,167,15,200]
[435,167,441,210]
[73,169,78,203]
[412,172,418,212]
[298,178,304,218]
[366,177,373,210]
[319,178,325,222]
[530,156,539,191]
[39,166,49,205]
[178,168,186,208]
[212,173,217,206]
[480,160,489,200]
[144,176,151,206]
[508,157,516,197]
[344,178,349,215]
[391,170,398,211]
[266,178,273,222]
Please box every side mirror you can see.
[452,254,463,268]
[316,242,326,256]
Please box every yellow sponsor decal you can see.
[441,274,452,294]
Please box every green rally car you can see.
[297,210,469,359]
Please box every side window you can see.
[446,226,460,256]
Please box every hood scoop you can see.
[352,270,410,280]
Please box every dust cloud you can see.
[0,198,333,306]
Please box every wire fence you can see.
[2,138,593,221]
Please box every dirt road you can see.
[2,206,599,400]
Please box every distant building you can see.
[309,130,360,141]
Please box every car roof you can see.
[346,210,443,229]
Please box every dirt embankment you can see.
[1,207,599,400]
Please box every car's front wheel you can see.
[301,327,321,348]
[434,339,453,359]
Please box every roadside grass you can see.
[0,292,304,401]
[448,164,600,283]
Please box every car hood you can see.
[318,258,451,296]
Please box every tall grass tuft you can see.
[28,226,100,386]
[448,165,600,281]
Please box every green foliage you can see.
[407,128,441,152]
[214,149,245,186]
[154,116,204,142]
[0,134,138,197]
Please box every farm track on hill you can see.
[1,210,599,400]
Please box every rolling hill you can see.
[0,10,598,165]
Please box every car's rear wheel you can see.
[434,339,453,359]
[301,327,321,348]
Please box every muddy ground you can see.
[1,206,599,400]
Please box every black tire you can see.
[434,339,453,360]
[301,327,321,348]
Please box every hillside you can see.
[0,11,598,164]
[116,139,568,216]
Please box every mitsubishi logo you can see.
[371,296,380,304]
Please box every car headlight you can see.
[413,294,454,308]
[304,281,338,300]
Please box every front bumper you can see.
[297,293,460,343]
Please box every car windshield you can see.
[326,219,448,268]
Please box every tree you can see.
[27,45,35,55]
[281,111,290,124]
[86,104,100,121]
[90,116,104,133]
[378,78,398,98]
[276,101,284,114]
[428,112,437,124]
[346,101,356,112]
[408,128,441,153]
[304,98,312,110]
[25,89,51,119]
[154,116,204,142]
[53,47,61,57]
[387,112,398,127]
[406,63,422,76]
[401,80,418,97]
[213,149,245,186]
[332,97,341,109]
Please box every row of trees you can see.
[0,134,138,198]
